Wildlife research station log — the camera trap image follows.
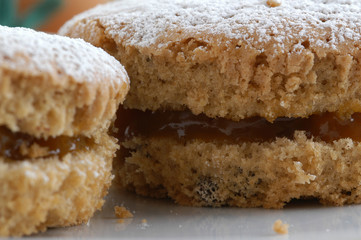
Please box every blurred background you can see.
[0,0,109,32]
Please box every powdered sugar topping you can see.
[60,0,361,53]
[0,26,128,84]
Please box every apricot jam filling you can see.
[116,108,361,143]
[0,127,92,160]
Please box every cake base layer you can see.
[0,132,117,237]
[118,132,361,208]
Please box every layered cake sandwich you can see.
[0,26,129,236]
[61,0,361,208]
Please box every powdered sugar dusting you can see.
[60,0,361,53]
[0,26,128,84]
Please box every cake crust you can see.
[60,0,361,120]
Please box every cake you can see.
[0,26,129,236]
[60,0,361,208]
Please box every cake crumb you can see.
[273,219,289,235]
[114,206,134,219]
[20,143,49,158]
[139,219,150,229]
[267,0,282,7]
[117,219,125,224]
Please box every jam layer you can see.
[0,127,92,160]
[116,108,361,143]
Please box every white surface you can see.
[29,187,361,239]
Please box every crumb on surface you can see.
[114,206,134,219]
[267,0,282,7]
[273,219,289,235]
[117,219,125,224]
[139,218,150,229]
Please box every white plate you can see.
[30,187,361,239]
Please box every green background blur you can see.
[0,0,62,29]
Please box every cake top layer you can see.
[60,0,361,52]
[0,26,129,137]
[0,25,128,85]
[59,0,361,121]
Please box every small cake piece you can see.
[273,219,289,235]
[61,0,361,209]
[267,0,282,7]
[140,219,150,229]
[114,206,134,219]
[0,26,129,237]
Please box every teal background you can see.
[0,0,62,28]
